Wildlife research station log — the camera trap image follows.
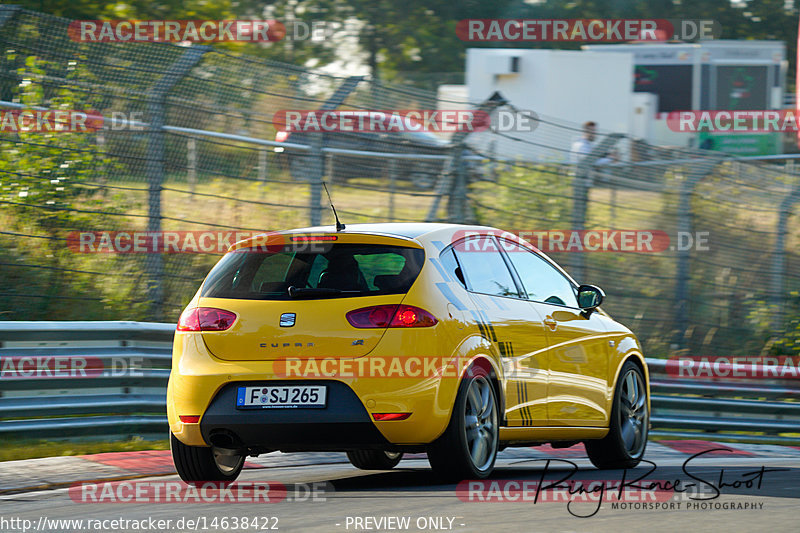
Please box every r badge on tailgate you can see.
[279,313,296,327]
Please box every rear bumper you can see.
[167,332,464,448]
[199,380,391,452]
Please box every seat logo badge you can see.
[279,313,296,327]
[352,339,364,346]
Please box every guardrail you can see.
[647,358,800,444]
[0,322,171,439]
[1,322,798,444]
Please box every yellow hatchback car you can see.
[168,223,649,481]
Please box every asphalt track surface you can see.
[2,443,799,533]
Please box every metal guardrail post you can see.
[672,158,720,350]
[144,46,209,320]
[771,180,800,330]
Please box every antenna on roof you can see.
[322,181,345,232]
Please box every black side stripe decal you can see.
[524,384,533,425]
[469,310,486,339]
[497,341,513,357]
[519,382,530,425]
[476,320,488,339]
[479,311,498,342]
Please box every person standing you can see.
[571,121,597,163]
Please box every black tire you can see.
[427,366,499,481]
[346,450,403,470]
[170,433,245,483]
[585,360,649,469]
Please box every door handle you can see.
[543,316,557,331]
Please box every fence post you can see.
[426,150,455,222]
[308,133,324,225]
[449,148,469,222]
[388,158,397,221]
[306,76,364,226]
[144,46,208,320]
[186,137,197,193]
[569,133,623,282]
[427,92,508,223]
[673,158,719,350]
[258,148,268,199]
[96,129,107,196]
[258,148,268,183]
[771,180,800,331]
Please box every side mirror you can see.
[577,284,605,311]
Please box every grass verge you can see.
[0,437,169,462]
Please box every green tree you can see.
[0,53,111,235]
[13,1,242,20]
[0,52,118,317]
[14,1,799,90]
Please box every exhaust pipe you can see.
[208,430,241,449]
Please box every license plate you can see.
[236,385,326,409]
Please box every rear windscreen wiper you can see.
[287,286,360,298]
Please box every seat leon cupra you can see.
[168,223,649,481]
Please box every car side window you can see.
[500,239,578,307]
[439,247,466,289]
[452,236,519,298]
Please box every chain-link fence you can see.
[1,6,798,357]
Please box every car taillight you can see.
[177,307,237,332]
[275,130,289,142]
[346,305,437,328]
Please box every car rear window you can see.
[201,243,425,300]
